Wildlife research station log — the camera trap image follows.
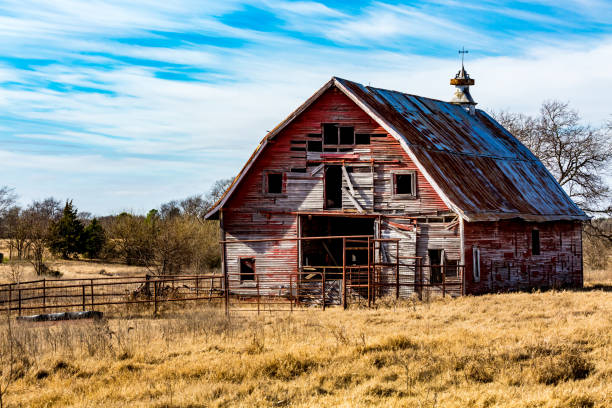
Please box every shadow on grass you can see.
[579,284,612,292]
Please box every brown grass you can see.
[1,289,610,407]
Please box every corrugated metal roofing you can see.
[205,77,587,222]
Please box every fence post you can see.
[195,275,199,297]
[8,284,12,316]
[82,285,86,311]
[43,279,46,313]
[322,270,326,311]
[395,242,400,300]
[442,266,446,298]
[289,274,293,313]
[224,269,229,317]
[342,237,347,310]
[90,279,94,309]
[18,288,22,316]
[256,274,260,315]
[367,237,371,308]
[153,280,158,315]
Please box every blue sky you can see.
[1,0,612,215]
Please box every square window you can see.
[394,173,415,196]
[307,140,322,152]
[323,124,338,145]
[240,258,255,282]
[267,173,283,194]
[355,134,371,144]
[339,127,354,144]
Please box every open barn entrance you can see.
[300,215,374,278]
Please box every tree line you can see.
[0,179,232,277]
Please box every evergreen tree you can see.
[82,218,106,259]
[48,200,84,259]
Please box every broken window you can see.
[240,258,255,282]
[339,127,354,145]
[324,165,342,209]
[266,172,283,194]
[323,124,338,145]
[393,172,416,197]
[532,229,540,255]
[307,140,322,152]
[355,134,371,144]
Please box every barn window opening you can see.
[324,165,342,209]
[323,123,338,144]
[290,168,306,173]
[355,134,371,144]
[393,172,416,196]
[240,258,255,282]
[532,229,540,255]
[307,140,322,152]
[472,246,480,282]
[429,249,444,284]
[339,126,354,144]
[266,172,283,194]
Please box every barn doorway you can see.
[300,215,374,279]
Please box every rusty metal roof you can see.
[205,77,587,222]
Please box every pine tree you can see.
[82,218,106,259]
[48,200,84,259]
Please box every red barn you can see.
[206,67,586,305]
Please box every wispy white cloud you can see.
[1,0,611,213]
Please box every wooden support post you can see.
[8,284,12,316]
[18,288,22,316]
[395,242,400,300]
[256,274,260,315]
[442,266,446,298]
[153,280,158,315]
[367,237,371,308]
[342,237,347,309]
[290,274,293,313]
[82,285,86,311]
[42,278,46,313]
[90,279,94,309]
[322,270,326,311]
[195,275,199,297]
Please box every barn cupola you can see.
[450,47,476,114]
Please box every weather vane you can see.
[459,47,468,67]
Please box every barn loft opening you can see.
[266,172,283,194]
[394,172,415,196]
[300,215,375,279]
[324,165,342,209]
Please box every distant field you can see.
[2,289,610,407]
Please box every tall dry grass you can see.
[1,289,610,407]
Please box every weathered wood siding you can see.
[222,86,449,290]
[463,220,582,294]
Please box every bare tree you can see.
[4,207,28,260]
[0,187,16,218]
[493,101,612,213]
[21,198,61,275]
[492,101,612,242]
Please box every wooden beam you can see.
[341,165,356,196]
[310,163,324,176]
[343,187,364,213]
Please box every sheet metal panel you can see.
[336,78,586,222]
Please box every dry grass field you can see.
[1,287,611,408]
[1,240,611,407]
